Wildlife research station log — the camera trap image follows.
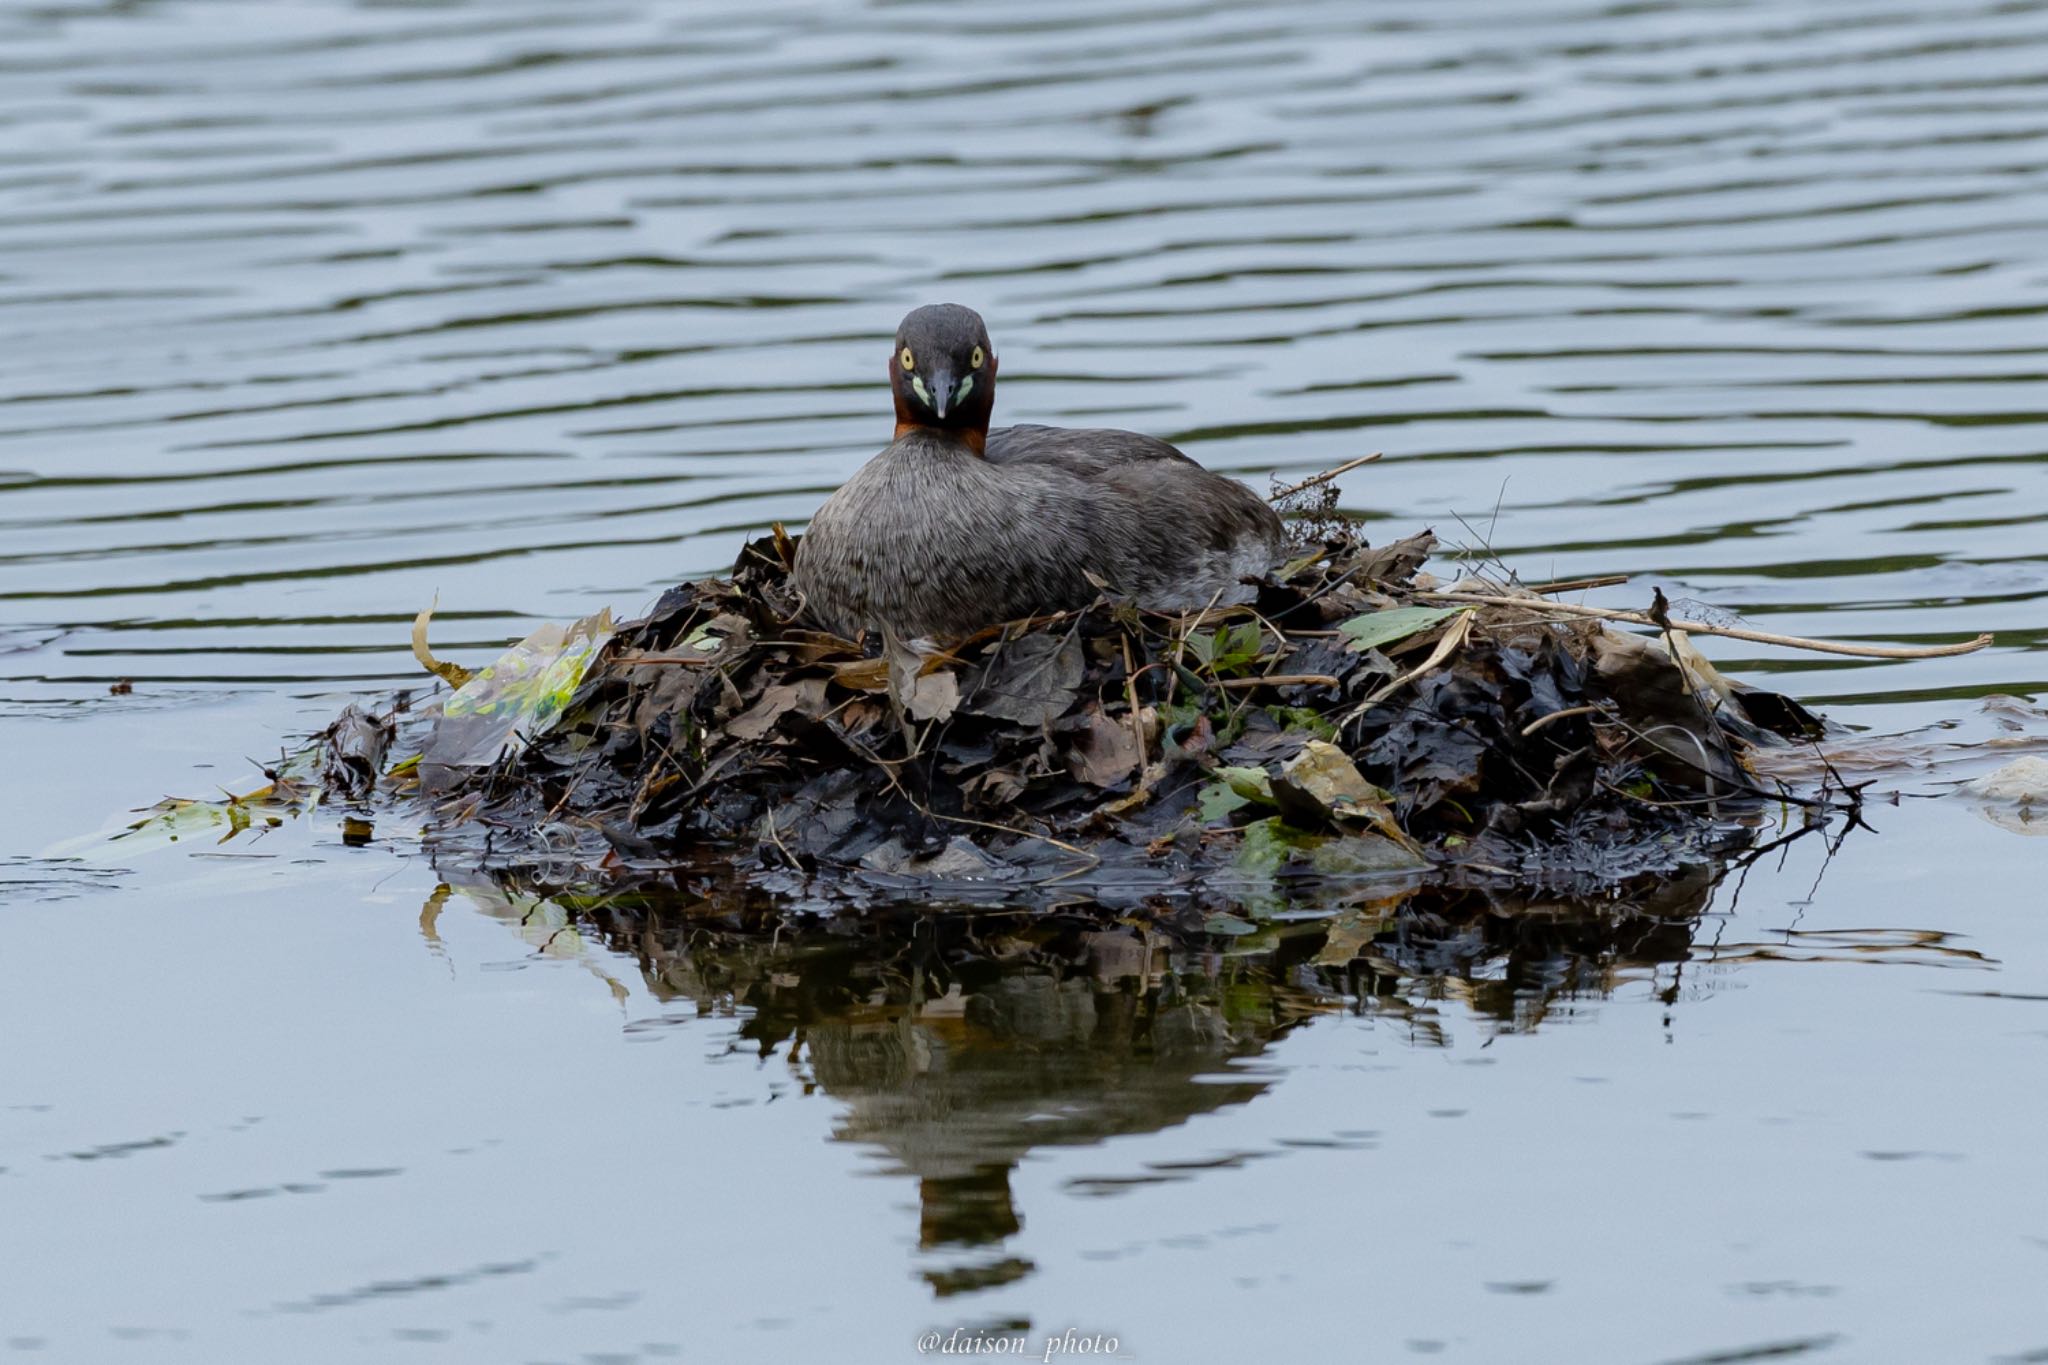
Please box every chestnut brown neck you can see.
[889,360,990,455]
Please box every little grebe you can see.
[793,304,1284,640]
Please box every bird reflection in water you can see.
[444,866,1729,1294]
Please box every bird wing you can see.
[984,424,1198,476]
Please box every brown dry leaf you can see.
[1098,760,1167,815]
[885,636,962,723]
[832,656,891,692]
[905,669,961,723]
[1067,707,1142,788]
[410,600,474,689]
[1316,899,1405,965]
[726,677,828,742]
[968,767,1027,803]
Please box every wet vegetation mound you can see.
[409,506,1834,904]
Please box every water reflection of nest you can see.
[439,860,1749,1288]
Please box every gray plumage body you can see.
[794,421,1285,640]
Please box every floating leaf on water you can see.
[1202,913,1258,937]
[1339,605,1463,652]
[1308,833,1430,876]
[1234,816,1318,875]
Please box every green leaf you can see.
[1213,765,1275,804]
[1196,781,1250,824]
[1263,706,1338,741]
[1338,605,1464,652]
[1202,913,1258,937]
[1221,622,1265,669]
[1234,816,1318,874]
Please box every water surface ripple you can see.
[1,0,2043,714]
[4,5,2048,1362]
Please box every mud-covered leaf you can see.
[1269,740,1385,823]
[318,704,394,801]
[973,633,1083,727]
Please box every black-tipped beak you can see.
[928,370,956,420]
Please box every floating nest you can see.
[395,502,1835,907]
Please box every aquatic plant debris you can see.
[381,517,1862,905]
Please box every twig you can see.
[1120,632,1148,772]
[1214,673,1343,690]
[1524,574,1630,595]
[1414,591,1994,660]
[1522,704,1604,737]
[1268,453,1382,502]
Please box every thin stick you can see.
[1524,574,1630,595]
[1214,673,1342,690]
[613,655,717,667]
[1415,591,1994,660]
[1522,704,1604,737]
[1120,632,1148,771]
[1268,453,1382,502]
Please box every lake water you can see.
[2,0,2045,1361]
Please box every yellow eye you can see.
[970,346,985,369]
[899,347,915,371]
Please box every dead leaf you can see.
[1066,707,1141,787]
[411,598,474,689]
[973,633,1084,727]
[832,656,891,692]
[1270,740,1423,852]
[725,678,828,742]
[886,636,962,723]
